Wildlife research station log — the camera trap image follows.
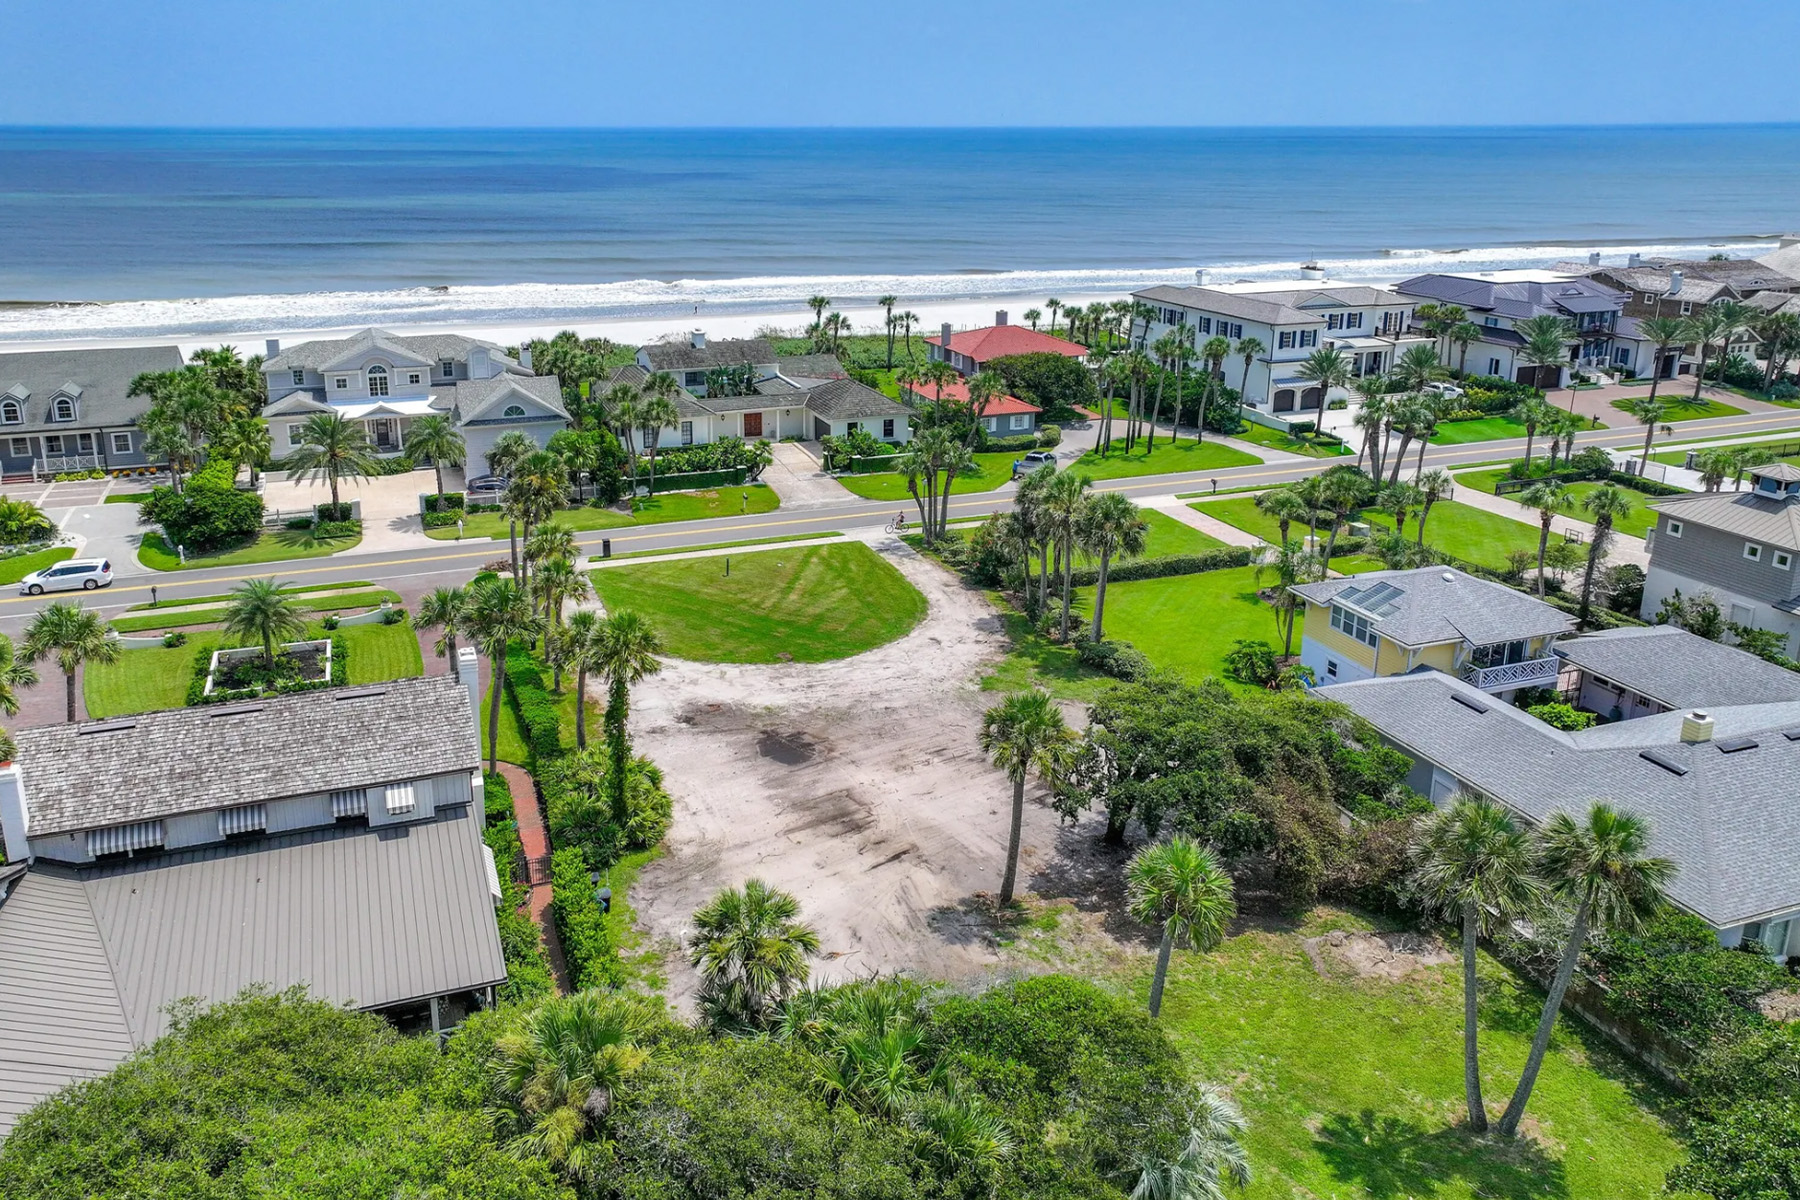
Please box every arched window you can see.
[502,404,526,418]
[0,401,20,425]
[366,364,389,397]
[52,397,75,422]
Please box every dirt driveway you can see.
[624,535,1083,1005]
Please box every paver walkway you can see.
[762,441,857,508]
[493,760,571,992]
[1151,500,1266,549]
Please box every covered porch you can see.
[333,398,441,456]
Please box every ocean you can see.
[2,124,1798,341]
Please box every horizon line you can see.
[3,121,1799,134]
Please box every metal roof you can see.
[1553,625,1800,711]
[0,805,504,1136]
[1291,567,1574,649]
[1651,488,1800,550]
[14,675,479,838]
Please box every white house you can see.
[1133,279,1429,415]
[261,329,569,469]
[1393,270,1629,385]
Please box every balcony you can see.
[1462,656,1561,692]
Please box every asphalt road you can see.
[2,406,1794,634]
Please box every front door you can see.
[370,418,397,451]
[743,412,763,437]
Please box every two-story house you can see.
[923,314,1086,376]
[1133,280,1428,414]
[1394,270,1627,384]
[261,329,568,470]
[0,345,183,479]
[1552,624,1800,721]
[0,656,506,1135]
[1290,566,1575,698]
[1641,462,1800,652]
[1576,257,1797,379]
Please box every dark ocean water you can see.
[1,125,1796,338]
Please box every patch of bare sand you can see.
[1304,929,1455,982]
[623,536,1101,1008]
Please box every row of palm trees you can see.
[1003,467,1148,642]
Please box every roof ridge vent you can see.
[78,719,138,735]
[207,703,265,717]
[332,687,390,701]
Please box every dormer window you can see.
[292,369,305,386]
[51,396,75,422]
[0,400,20,425]
[502,404,527,418]
[440,360,455,377]
[367,364,389,397]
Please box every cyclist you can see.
[888,511,907,532]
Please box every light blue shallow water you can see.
[1,125,1796,338]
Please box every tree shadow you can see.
[1313,1109,1569,1200]
[1023,818,1155,946]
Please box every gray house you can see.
[1394,272,1628,384]
[1641,462,1800,653]
[0,658,505,1136]
[0,345,184,479]
[1553,624,1800,721]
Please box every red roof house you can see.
[903,378,1043,433]
[924,323,1086,374]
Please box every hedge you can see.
[503,648,563,768]
[1066,545,1254,589]
[483,819,555,1004]
[185,634,347,706]
[849,454,904,474]
[484,766,514,826]
[981,432,1042,453]
[644,466,748,494]
[550,847,623,990]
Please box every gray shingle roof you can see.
[14,675,480,838]
[640,338,776,372]
[775,354,846,382]
[1290,567,1574,649]
[1134,284,1402,327]
[0,345,185,435]
[1554,625,1800,710]
[0,805,504,1135]
[1395,274,1625,321]
[802,377,911,420]
[446,374,569,425]
[1318,669,1800,927]
[1651,488,1800,550]
[264,329,519,374]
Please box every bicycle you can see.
[884,514,908,534]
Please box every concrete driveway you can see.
[761,442,856,508]
[264,464,458,552]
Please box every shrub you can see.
[1066,545,1253,588]
[0,497,54,545]
[654,435,768,477]
[483,768,514,826]
[1594,911,1791,1042]
[141,480,264,552]
[160,630,187,648]
[422,511,460,529]
[483,820,555,1005]
[1526,701,1595,730]
[284,516,313,531]
[381,606,407,625]
[550,846,623,990]
[544,747,675,866]
[1223,638,1279,687]
[314,519,359,539]
[1076,638,1153,680]
[1772,380,1800,401]
[1035,423,1062,447]
[985,351,1098,422]
[320,614,340,631]
[314,501,353,523]
[819,427,887,471]
[421,492,464,512]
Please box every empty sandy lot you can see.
[625,535,1081,1004]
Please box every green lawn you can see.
[587,542,927,663]
[1232,422,1353,458]
[603,531,842,562]
[1071,437,1261,480]
[835,452,1019,502]
[103,491,152,504]
[82,618,421,718]
[109,591,402,633]
[1455,470,1661,540]
[138,527,362,571]
[1188,496,1288,544]
[1362,499,1541,571]
[978,599,1118,704]
[1074,565,1296,682]
[1428,416,1532,444]
[1156,907,1682,1200]
[426,485,781,540]
[934,509,1222,565]
[126,581,376,611]
[1610,395,1745,422]
[0,547,74,584]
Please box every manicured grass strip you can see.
[598,531,840,562]
[1175,484,1269,499]
[835,452,1021,501]
[1362,499,1542,571]
[1610,395,1745,422]
[0,547,74,585]
[1070,437,1261,480]
[126,581,377,611]
[1072,565,1295,684]
[1450,469,1661,540]
[335,619,424,686]
[587,542,926,663]
[139,528,362,571]
[425,485,781,540]
[1188,496,1287,544]
[1231,422,1353,457]
[104,492,153,504]
[110,591,402,633]
[1158,908,1682,1200]
[1428,415,1533,444]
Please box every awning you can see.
[330,788,368,819]
[384,782,416,815]
[87,820,164,858]
[217,804,266,838]
[334,398,440,419]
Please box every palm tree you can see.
[1130,1084,1252,1200]
[979,689,1073,905]
[1448,321,1483,376]
[688,878,821,1031]
[406,413,465,499]
[1620,394,1672,466]
[1195,335,1230,444]
[1255,487,1310,549]
[489,990,657,1182]
[1256,539,1320,656]
[1638,315,1689,401]
[598,383,643,495]
[1235,335,1266,406]
[1518,481,1572,598]
[463,577,543,772]
[1044,469,1093,642]
[899,310,921,360]
[0,634,38,718]
[532,557,589,652]
[561,609,605,750]
[1514,314,1577,403]
[1693,447,1733,492]
[486,428,535,480]
[1022,307,1042,331]
[417,585,469,661]
[1497,803,1674,1137]
[595,610,663,824]
[1577,485,1633,626]
[1706,299,1756,388]
[1078,492,1149,641]
[1511,395,1553,468]
[213,416,272,487]
[222,578,307,670]
[22,602,119,723]
[636,373,683,493]
[877,294,899,365]
[1315,471,1369,572]
[1415,468,1453,546]
[1045,298,1063,335]
[1350,378,1392,476]
[1412,796,1542,1132]
[1295,346,1351,415]
[1127,836,1236,1019]
[287,412,378,510]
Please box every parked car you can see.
[19,558,112,596]
[1013,451,1057,478]
[1422,381,1465,400]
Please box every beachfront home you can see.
[1394,270,1627,385]
[1132,280,1429,413]
[1288,566,1575,698]
[1319,663,1800,959]
[904,377,1042,436]
[260,329,568,470]
[924,314,1086,375]
[1572,256,1797,378]
[1641,462,1800,652]
[0,345,183,479]
[0,660,506,1135]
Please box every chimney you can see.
[1588,251,1601,267]
[519,345,533,371]
[995,310,1008,326]
[1627,252,1642,268]
[1669,269,1684,297]
[455,647,482,750]
[940,322,953,356]
[0,763,29,864]
[469,347,491,379]
[690,329,707,349]
[1680,711,1714,744]
[265,338,280,358]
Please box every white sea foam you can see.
[0,238,1774,344]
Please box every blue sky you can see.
[7,0,1800,127]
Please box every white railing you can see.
[1463,657,1561,692]
[38,454,103,475]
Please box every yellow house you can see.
[1289,567,1574,696]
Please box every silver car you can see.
[19,557,112,596]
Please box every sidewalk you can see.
[493,760,571,993]
[1151,499,1267,549]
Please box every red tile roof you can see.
[923,325,1087,364]
[905,379,1040,414]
